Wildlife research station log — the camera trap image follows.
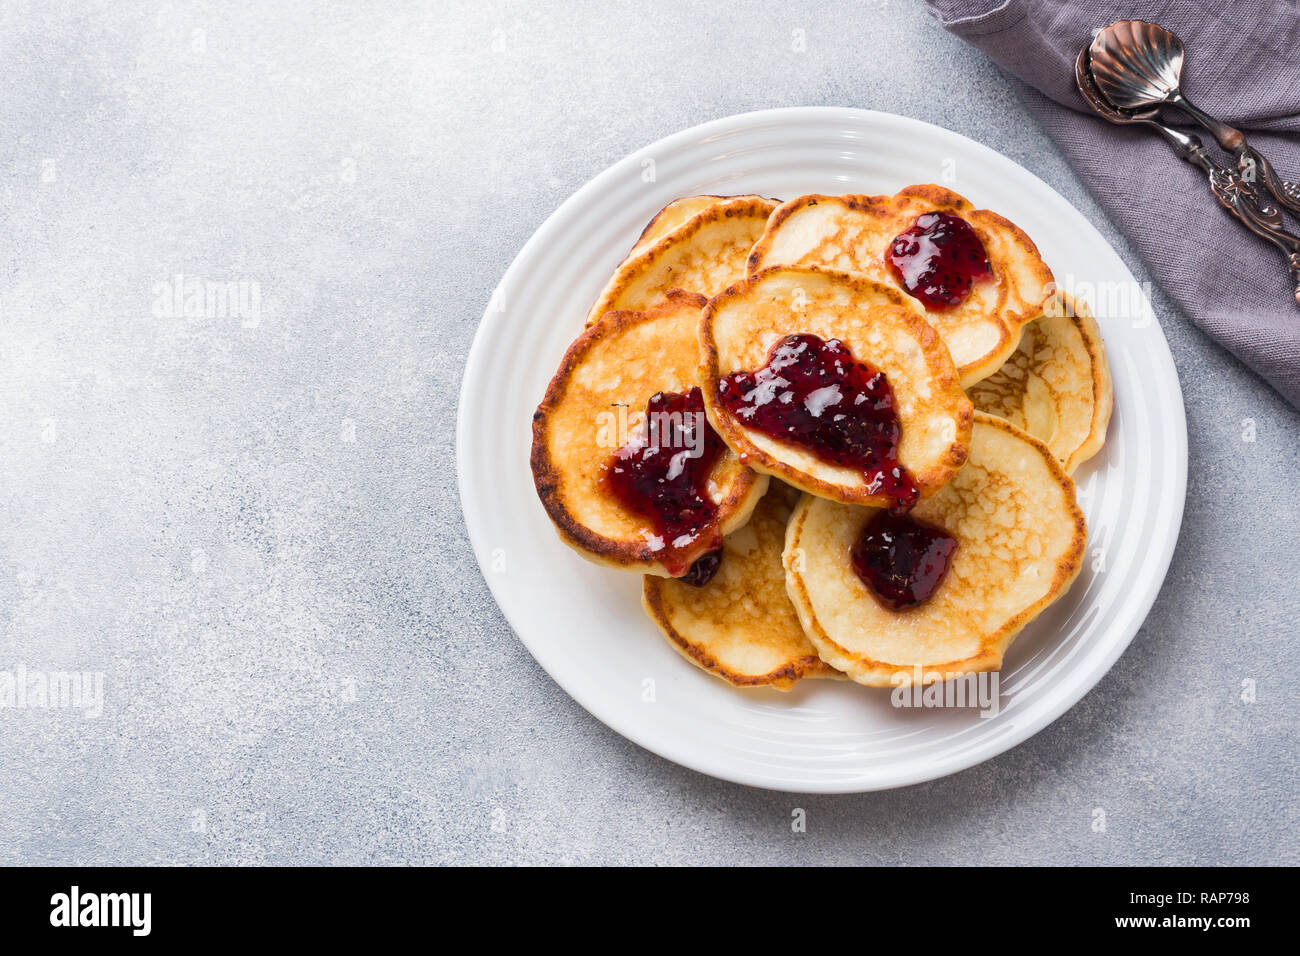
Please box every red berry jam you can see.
[678,548,722,587]
[851,511,957,611]
[604,387,726,584]
[886,211,993,310]
[717,334,919,512]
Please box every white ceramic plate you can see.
[457,108,1186,793]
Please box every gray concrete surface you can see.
[0,0,1295,866]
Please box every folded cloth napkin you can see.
[927,0,1300,408]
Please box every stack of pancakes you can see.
[532,187,1111,692]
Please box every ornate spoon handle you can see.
[1167,92,1300,218]
[1205,165,1300,307]
[1151,123,1300,305]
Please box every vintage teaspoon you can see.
[1076,47,1300,306]
[1088,19,1300,217]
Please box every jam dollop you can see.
[604,386,725,584]
[850,511,957,611]
[886,211,992,310]
[717,334,919,512]
[678,548,722,587]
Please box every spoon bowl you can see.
[1089,20,1185,112]
[1075,47,1160,125]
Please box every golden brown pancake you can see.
[747,186,1054,386]
[967,293,1113,473]
[643,481,843,691]
[532,290,767,576]
[783,413,1086,687]
[700,265,973,508]
[586,195,778,326]
[630,194,774,256]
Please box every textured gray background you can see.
[1,0,1295,866]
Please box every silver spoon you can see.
[1075,47,1300,306]
[1089,19,1300,217]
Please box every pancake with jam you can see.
[630,194,775,256]
[700,266,972,510]
[586,195,778,327]
[783,413,1086,687]
[643,480,843,691]
[967,292,1113,473]
[747,186,1054,386]
[532,290,767,579]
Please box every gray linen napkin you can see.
[927,0,1300,408]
